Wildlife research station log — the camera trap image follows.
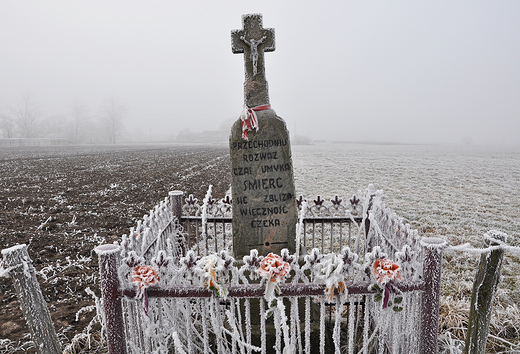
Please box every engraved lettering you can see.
[251,219,281,228]
[261,163,291,173]
[233,167,252,176]
[243,178,283,191]
[263,193,293,203]
[235,196,248,205]
[232,139,288,150]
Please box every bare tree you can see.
[99,96,125,144]
[0,113,15,138]
[41,115,71,139]
[11,93,43,138]
[70,100,89,143]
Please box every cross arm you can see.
[231,29,245,54]
[231,28,275,54]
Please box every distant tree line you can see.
[0,93,126,144]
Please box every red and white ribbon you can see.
[239,104,271,140]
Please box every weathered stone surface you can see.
[229,13,322,349]
[230,13,297,258]
[231,13,275,108]
[230,109,297,258]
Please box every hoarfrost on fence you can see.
[111,185,430,353]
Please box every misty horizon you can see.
[1,1,519,147]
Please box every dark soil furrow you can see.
[0,144,230,353]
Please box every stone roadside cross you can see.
[230,14,298,259]
[231,13,275,107]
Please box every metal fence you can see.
[96,187,445,354]
[172,191,366,258]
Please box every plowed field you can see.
[0,144,230,353]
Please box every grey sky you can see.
[1,1,519,145]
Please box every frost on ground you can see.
[292,143,520,352]
[1,143,519,353]
[0,144,230,353]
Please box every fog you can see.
[1,1,519,146]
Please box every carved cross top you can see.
[231,13,275,107]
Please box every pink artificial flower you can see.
[131,265,160,289]
[257,253,290,304]
[372,258,401,283]
[131,265,160,316]
[257,253,290,283]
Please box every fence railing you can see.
[0,138,70,147]
[96,235,445,354]
[151,188,418,261]
[167,190,373,258]
[101,186,444,354]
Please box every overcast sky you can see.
[1,1,519,145]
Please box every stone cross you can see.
[230,14,297,259]
[231,13,275,108]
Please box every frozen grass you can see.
[292,142,520,352]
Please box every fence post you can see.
[464,231,507,354]
[420,237,447,354]
[1,244,62,354]
[95,244,127,354]
[169,190,184,220]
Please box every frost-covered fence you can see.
[119,191,186,263]
[1,244,62,354]
[121,185,414,262]
[120,189,365,260]
[96,239,444,354]
[136,189,366,259]
[449,231,509,354]
[95,186,447,354]
[297,194,363,255]
[175,187,419,260]
[180,190,233,256]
